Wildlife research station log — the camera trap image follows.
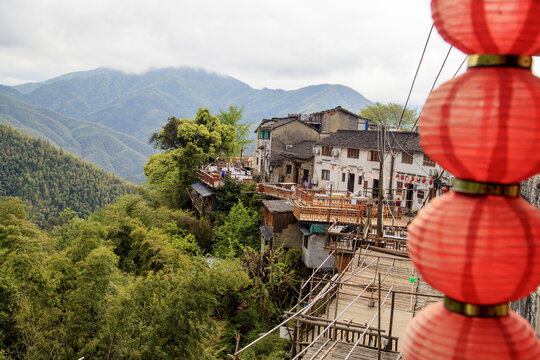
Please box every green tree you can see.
[149,108,236,158]
[214,201,261,257]
[359,102,418,130]
[217,105,253,156]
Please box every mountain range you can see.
[0,67,372,182]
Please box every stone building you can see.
[254,106,372,183]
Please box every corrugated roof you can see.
[316,130,423,153]
[259,224,274,241]
[191,182,215,197]
[262,199,294,213]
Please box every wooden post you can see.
[388,152,395,200]
[377,273,382,360]
[377,126,385,238]
[387,290,396,349]
[292,281,304,357]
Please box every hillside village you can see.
[189,105,458,359]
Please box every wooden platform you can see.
[317,249,442,355]
[303,339,400,360]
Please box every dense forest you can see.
[0,124,136,227]
[0,108,307,359]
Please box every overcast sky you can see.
[1,0,533,108]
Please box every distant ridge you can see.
[8,67,372,142]
[1,67,372,181]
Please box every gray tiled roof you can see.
[272,140,315,163]
[309,105,367,120]
[316,130,423,153]
[262,199,294,213]
[256,117,297,131]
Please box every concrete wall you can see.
[273,222,303,250]
[302,233,335,269]
[320,110,368,136]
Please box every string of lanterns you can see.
[403,1,540,359]
[328,166,434,185]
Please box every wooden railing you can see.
[293,200,367,224]
[198,169,222,187]
[294,314,399,352]
[327,223,408,255]
[260,184,294,199]
[198,169,253,188]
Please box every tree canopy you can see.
[216,105,253,156]
[149,108,236,156]
[359,102,418,130]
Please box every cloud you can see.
[0,0,486,105]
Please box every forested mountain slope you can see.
[0,93,152,183]
[0,124,136,226]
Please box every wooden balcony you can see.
[292,199,368,224]
[258,183,295,200]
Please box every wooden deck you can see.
[322,250,442,353]
[291,248,442,359]
[303,339,400,360]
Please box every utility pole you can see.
[388,153,395,200]
[377,126,385,238]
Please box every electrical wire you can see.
[396,24,435,130]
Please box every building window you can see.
[417,190,425,199]
[322,146,333,156]
[256,157,259,165]
[423,154,435,167]
[342,173,346,182]
[258,130,270,139]
[322,169,330,180]
[402,152,413,164]
[303,235,309,249]
[358,175,363,184]
[286,164,292,174]
[347,148,359,159]
[368,151,380,162]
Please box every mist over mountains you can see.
[0,67,372,182]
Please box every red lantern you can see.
[420,67,540,183]
[431,0,540,55]
[401,175,405,180]
[331,166,335,170]
[422,178,426,183]
[429,180,433,185]
[405,176,409,181]
[408,191,540,304]
[402,303,540,360]
[396,174,400,179]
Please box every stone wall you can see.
[513,175,540,331]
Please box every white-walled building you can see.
[311,130,450,211]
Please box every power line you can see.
[396,24,435,130]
